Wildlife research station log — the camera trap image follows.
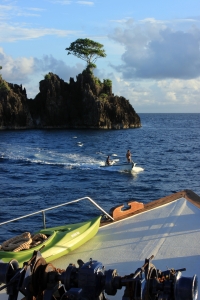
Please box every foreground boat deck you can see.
[52,190,200,299]
[1,190,200,300]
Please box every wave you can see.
[0,145,144,175]
[0,149,107,170]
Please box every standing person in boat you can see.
[126,150,131,163]
[105,155,111,165]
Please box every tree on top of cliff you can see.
[65,38,106,69]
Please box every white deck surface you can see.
[1,197,200,299]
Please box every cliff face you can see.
[0,78,33,129]
[0,72,141,129]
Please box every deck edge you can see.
[100,189,200,226]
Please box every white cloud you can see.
[0,4,44,20]
[0,47,84,98]
[0,23,79,42]
[76,1,94,5]
[166,91,177,102]
[110,19,131,24]
[139,18,165,25]
[0,2,80,42]
[33,54,84,78]
[50,0,71,4]
[0,47,35,82]
[157,78,200,105]
[0,4,14,21]
[109,18,200,80]
[27,7,46,12]
[100,68,200,112]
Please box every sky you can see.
[0,0,200,113]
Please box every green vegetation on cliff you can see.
[0,78,10,92]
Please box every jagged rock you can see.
[0,78,33,129]
[0,71,141,129]
[29,72,141,129]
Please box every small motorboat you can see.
[100,161,136,172]
[0,216,101,267]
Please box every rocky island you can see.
[0,38,141,130]
[0,71,141,130]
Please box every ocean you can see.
[0,113,199,242]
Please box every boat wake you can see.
[0,145,144,173]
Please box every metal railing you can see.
[0,197,114,229]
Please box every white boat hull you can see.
[101,162,135,171]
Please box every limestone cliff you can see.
[0,77,33,129]
[0,71,141,129]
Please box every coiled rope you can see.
[0,232,48,252]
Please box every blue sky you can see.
[0,0,200,113]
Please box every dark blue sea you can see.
[0,113,199,242]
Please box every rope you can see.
[30,233,47,248]
[1,232,48,252]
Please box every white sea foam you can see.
[112,158,119,162]
[132,166,144,172]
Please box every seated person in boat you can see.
[126,150,131,163]
[105,155,112,165]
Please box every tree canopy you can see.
[65,38,106,68]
